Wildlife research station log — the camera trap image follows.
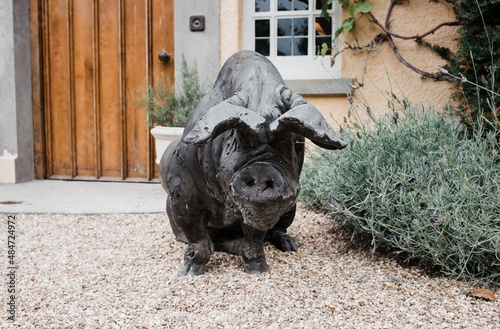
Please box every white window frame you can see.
[242,0,342,80]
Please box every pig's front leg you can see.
[172,205,213,276]
[167,173,213,276]
[241,224,269,274]
[266,206,298,252]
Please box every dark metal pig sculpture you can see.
[159,51,347,276]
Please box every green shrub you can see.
[451,0,500,131]
[140,56,206,127]
[300,101,500,286]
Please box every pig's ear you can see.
[269,102,347,150]
[183,95,266,145]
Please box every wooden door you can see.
[31,0,173,181]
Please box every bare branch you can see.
[383,34,454,81]
[329,0,460,83]
[370,12,460,41]
[344,33,385,53]
[385,0,408,28]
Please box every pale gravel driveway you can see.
[1,207,498,328]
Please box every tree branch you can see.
[344,34,386,88]
[373,0,459,81]
[370,12,460,41]
[385,0,408,28]
[330,0,460,82]
[383,34,454,81]
[344,33,385,52]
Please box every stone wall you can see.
[0,0,34,183]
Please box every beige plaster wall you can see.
[220,0,241,65]
[219,0,458,128]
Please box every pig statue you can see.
[159,50,347,276]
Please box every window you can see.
[243,0,342,80]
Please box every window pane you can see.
[255,19,270,37]
[315,16,332,36]
[277,18,292,36]
[255,39,270,56]
[315,36,332,54]
[315,16,332,54]
[277,37,308,56]
[294,0,308,10]
[278,0,309,11]
[255,0,270,12]
[293,37,308,55]
[293,17,308,36]
[277,38,292,56]
[315,0,332,10]
[277,0,292,11]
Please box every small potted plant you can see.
[141,56,206,164]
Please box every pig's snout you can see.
[231,162,286,202]
[230,162,299,230]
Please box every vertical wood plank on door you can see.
[68,0,77,178]
[31,0,47,179]
[47,0,72,177]
[92,0,102,178]
[151,0,175,179]
[124,0,149,179]
[98,0,122,178]
[151,0,174,83]
[72,0,97,178]
[119,0,127,179]
[146,0,153,180]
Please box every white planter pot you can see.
[150,126,184,164]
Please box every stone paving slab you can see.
[0,180,166,214]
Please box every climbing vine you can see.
[320,0,499,129]
[319,0,460,87]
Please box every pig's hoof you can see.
[243,257,269,275]
[179,241,213,276]
[179,262,206,276]
[270,231,298,252]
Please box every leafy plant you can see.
[449,0,500,133]
[318,0,459,85]
[300,99,500,286]
[335,1,372,39]
[140,56,206,127]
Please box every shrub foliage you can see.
[452,0,500,128]
[141,57,206,127]
[300,102,500,286]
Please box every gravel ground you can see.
[1,207,498,328]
